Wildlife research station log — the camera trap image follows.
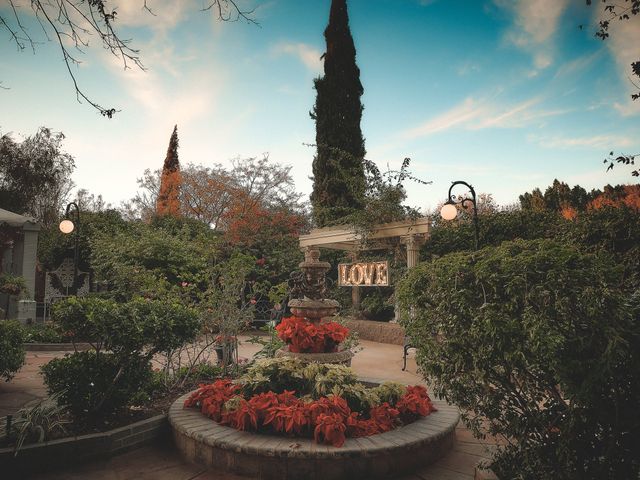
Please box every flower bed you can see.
[275,316,349,353]
[183,358,436,447]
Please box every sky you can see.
[1,0,639,214]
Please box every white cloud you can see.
[528,133,635,150]
[402,98,488,138]
[457,60,481,76]
[114,0,191,32]
[402,95,567,138]
[271,41,323,73]
[553,51,601,79]
[606,18,640,116]
[497,0,569,70]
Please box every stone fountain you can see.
[275,248,353,365]
[169,246,460,479]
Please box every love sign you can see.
[338,261,389,287]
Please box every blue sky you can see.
[1,0,639,213]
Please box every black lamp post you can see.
[440,180,479,250]
[59,202,80,294]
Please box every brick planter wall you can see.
[0,414,168,476]
[170,392,459,480]
[338,318,405,345]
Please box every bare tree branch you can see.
[1,1,257,117]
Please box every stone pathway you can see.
[2,339,496,479]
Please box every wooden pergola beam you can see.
[299,217,431,250]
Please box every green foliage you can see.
[0,320,25,381]
[423,205,640,290]
[89,218,218,301]
[0,273,27,297]
[311,0,366,226]
[246,322,286,360]
[241,357,310,396]
[6,392,69,454]
[0,127,75,227]
[240,357,358,401]
[330,382,378,413]
[370,381,406,405]
[398,239,640,479]
[20,323,66,343]
[51,296,200,356]
[359,289,395,321]
[422,209,562,260]
[563,206,640,286]
[37,209,128,272]
[41,352,151,419]
[46,296,200,420]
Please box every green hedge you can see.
[398,239,640,479]
[41,351,151,418]
[0,320,25,381]
[44,296,200,420]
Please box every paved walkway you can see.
[1,338,496,479]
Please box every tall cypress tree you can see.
[156,124,182,216]
[310,0,366,227]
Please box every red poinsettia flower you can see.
[183,379,239,408]
[248,391,279,423]
[222,399,258,431]
[346,412,380,437]
[369,403,400,432]
[263,404,292,433]
[309,395,351,424]
[314,413,347,447]
[284,402,311,435]
[323,322,349,345]
[276,316,350,353]
[277,390,298,406]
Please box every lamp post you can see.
[440,180,479,250]
[59,202,80,294]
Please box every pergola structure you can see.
[298,217,431,309]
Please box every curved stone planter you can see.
[274,347,354,366]
[169,392,459,480]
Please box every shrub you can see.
[20,323,66,343]
[398,239,640,479]
[41,351,151,419]
[0,320,25,381]
[44,296,200,420]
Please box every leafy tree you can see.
[37,209,128,273]
[519,187,546,212]
[75,188,112,212]
[310,0,367,227]
[127,156,305,231]
[0,127,74,227]
[399,239,640,479]
[0,1,256,116]
[156,125,181,217]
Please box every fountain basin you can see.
[287,298,340,321]
[274,347,353,366]
[169,391,459,480]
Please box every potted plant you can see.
[213,334,237,364]
[0,273,27,297]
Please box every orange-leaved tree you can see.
[156,125,182,217]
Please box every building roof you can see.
[0,208,41,231]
